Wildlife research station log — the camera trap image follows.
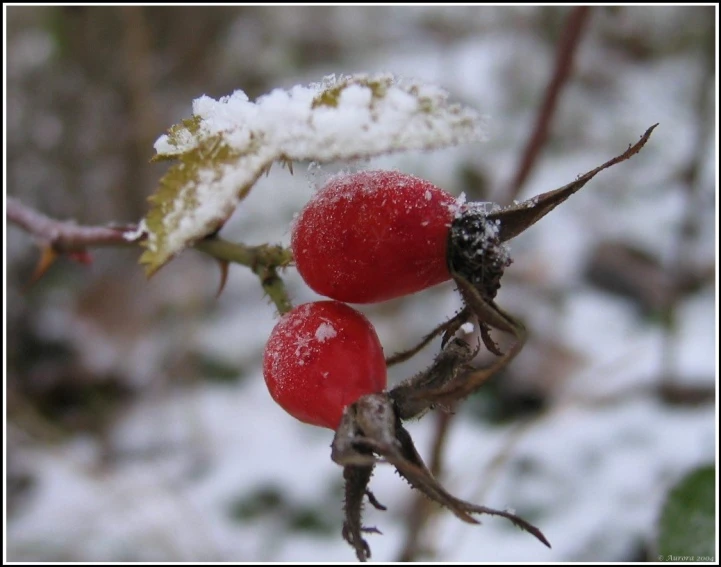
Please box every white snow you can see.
[314,322,337,342]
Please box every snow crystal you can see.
[460,322,475,334]
[315,322,338,342]
[123,221,147,242]
[450,192,468,217]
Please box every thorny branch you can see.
[6,197,294,314]
[7,197,137,251]
[194,238,294,314]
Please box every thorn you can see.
[25,245,58,290]
[279,157,294,175]
[480,323,503,356]
[216,259,230,298]
[365,489,387,511]
[360,526,382,535]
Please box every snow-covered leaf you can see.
[140,73,488,275]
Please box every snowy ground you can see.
[6,6,717,562]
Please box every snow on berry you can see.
[291,169,461,303]
[263,301,387,429]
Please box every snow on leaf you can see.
[141,136,273,275]
[150,116,204,163]
[141,73,488,275]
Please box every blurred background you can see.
[5,6,716,562]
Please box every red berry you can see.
[291,170,459,303]
[263,301,387,429]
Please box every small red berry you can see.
[263,301,387,429]
[291,170,459,303]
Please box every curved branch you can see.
[7,197,137,251]
[7,197,294,314]
[194,239,294,314]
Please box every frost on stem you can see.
[140,73,489,275]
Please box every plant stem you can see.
[194,239,294,314]
[7,197,295,314]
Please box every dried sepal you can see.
[389,426,549,549]
[364,489,387,511]
[417,276,527,408]
[389,338,477,421]
[385,307,471,367]
[342,463,378,562]
[488,124,658,243]
[331,392,550,560]
[452,268,525,341]
[329,125,658,561]
[333,398,394,561]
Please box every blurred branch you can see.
[7,197,294,313]
[121,6,157,149]
[120,6,160,220]
[501,6,592,204]
[7,196,136,251]
[657,28,715,402]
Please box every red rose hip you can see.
[291,170,459,303]
[263,301,387,429]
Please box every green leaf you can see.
[140,73,489,275]
[140,136,272,275]
[657,464,716,560]
[311,74,391,108]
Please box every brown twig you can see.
[7,197,137,251]
[120,6,160,220]
[7,197,294,314]
[502,6,592,204]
